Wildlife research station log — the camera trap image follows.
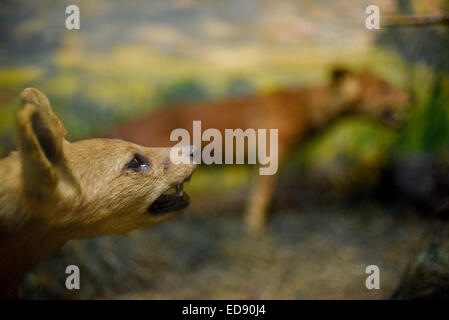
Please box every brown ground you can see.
[20,189,429,299]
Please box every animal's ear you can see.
[330,67,361,100]
[17,88,80,198]
[330,67,352,85]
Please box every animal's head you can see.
[17,88,196,238]
[330,67,411,126]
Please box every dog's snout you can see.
[188,145,196,159]
[180,145,196,159]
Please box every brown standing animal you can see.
[0,88,196,299]
[104,68,410,233]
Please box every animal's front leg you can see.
[245,173,278,235]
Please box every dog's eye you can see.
[125,152,149,172]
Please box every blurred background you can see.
[1,0,449,299]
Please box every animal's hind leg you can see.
[245,173,278,235]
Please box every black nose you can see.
[189,145,196,159]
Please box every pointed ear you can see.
[330,67,352,85]
[17,88,80,198]
[330,67,361,101]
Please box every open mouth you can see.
[148,183,190,215]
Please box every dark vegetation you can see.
[376,0,449,299]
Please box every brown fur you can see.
[104,69,410,233]
[0,88,196,298]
